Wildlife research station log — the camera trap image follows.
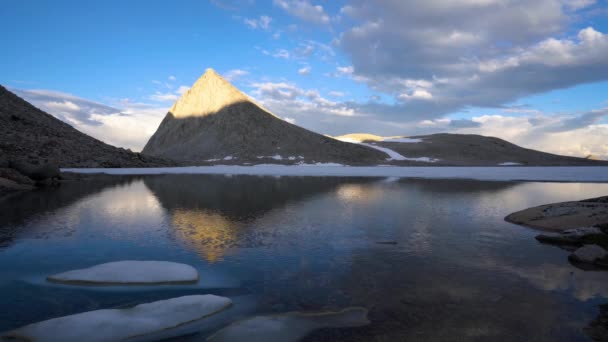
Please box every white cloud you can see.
[46,100,81,111]
[149,92,179,102]
[563,0,596,10]
[176,85,190,95]
[273,0,330,25]
[328,91,345,97]
[224,69,249,81]
[14,89,168,151]
[262,48,290,59]
[168,75,176,81]
[398,89,433,101]
[298,65,311,75]
[244,15,272,30]
[283,117,296,124]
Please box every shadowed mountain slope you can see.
[0,85,173,168]
[142,69,386,164]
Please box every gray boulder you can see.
[569,245,608,264]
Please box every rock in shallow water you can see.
[2,295,232,342]
[569,245,608,264]
[47,260,199,285]
[206,307,369,342]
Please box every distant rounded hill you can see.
[0,85,172,168]
[142,69,386,164]
[336,133,608,166]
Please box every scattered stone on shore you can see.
[2,295,232,342]
[206,307,369,342]
[47,260,199,285]
[568,245,608,267]
[586,304,608,342]
[505,196,608,231]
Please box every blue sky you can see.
[1,0,608,158]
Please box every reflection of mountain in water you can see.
[0,175,142,247]
[171,209,238,263]
[143,175,375,262]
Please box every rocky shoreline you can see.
[505,196,608,341]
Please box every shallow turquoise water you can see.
[1,175,607,341]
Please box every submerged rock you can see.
[207,307,369,342]
[2,295,232,342]
[47,260,199,285]
[586,304,608,342]
[568,245,608,266]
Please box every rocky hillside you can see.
[142,69,386,165]
[336,133,608,166]
[0,85,174,168]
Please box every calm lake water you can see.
[1,175,608,341]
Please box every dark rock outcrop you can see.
[0,85,175,169]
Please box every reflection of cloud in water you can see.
[171,209,239,263]
[94,181,164,220]
[335,183,386,204]
[471,258,608,301]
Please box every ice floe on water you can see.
[62,166,608,182]
[47,260,199,285]
[207,307,369,342]
[2,295,232,342]
[498,162,523,166]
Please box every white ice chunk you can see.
[47,260,199,285]
[207,307,369,342]
[498,162,523,166]
[3,295,232,342]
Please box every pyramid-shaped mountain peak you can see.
[169,68,251,119]
[142,68,388,164]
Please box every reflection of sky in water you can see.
[1,176,608,340]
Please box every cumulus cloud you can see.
[273,0,330,25]
[14,89,120,126]
[14,89,168,151]
[337,1,608,120]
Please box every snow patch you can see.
[360,143,437,162]
[47,260,199,285]
[383,137,422,143]
[271,155,283,160]
[3,295,232,342]
[223,156,234,161]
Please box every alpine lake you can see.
[1,174,608,341]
